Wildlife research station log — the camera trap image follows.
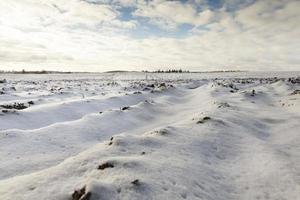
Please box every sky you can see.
[0,0,299,72]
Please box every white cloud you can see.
[133,0,215,30]
[0,0,137,31]
[0,0,299,72]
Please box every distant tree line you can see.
[142,69,190,73]
[142,69,246,73]
[0,69,72,74]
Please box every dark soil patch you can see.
[1,109,16,114]
[121,106,130,111]
[131,179,140,186]
[218,102,230,108]
[197,116,211,124]
[72,186,91,200]
[288,78,300,84]
[0,103,28,110]
[159,83,166,88]
[154,129,169,136]
[147,84,155,88]
[290,90,300,95]
[98,162,114,170]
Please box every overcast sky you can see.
[0,0,299,72]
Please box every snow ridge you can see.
[0,75,299,200]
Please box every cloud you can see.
[0,0,299,71]
[0,0,137,31]
[133,1,215,30]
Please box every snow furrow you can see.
[0,74,299,200]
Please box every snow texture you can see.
[0,72,300,200]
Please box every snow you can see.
[0,72,299,200]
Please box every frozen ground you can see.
[0,72,299,200]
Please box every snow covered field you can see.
[0,72,299,200]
